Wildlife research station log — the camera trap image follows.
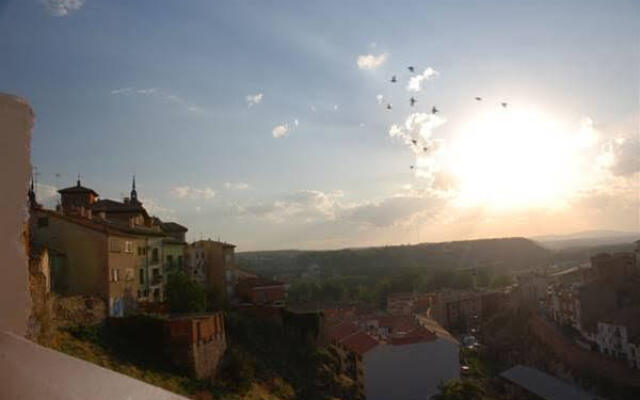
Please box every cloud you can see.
[225,182,249,190]
[357,53,387,70]
[138,197,176,220]
[406,67,439,92]
[110,87,203,113]
[376,94,384,104]
[43,0,84,16]
[272,119,299,139]
[170,186,216,200]
[35,183,59,208]
[388,112,447,152]
[237,188,446,228]
[245,93,263,108]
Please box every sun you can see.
[446,106,582,210]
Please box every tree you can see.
[165,271,206,314]
[431,379,487,400]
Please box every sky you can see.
[1,0,638,250]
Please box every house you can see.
[30,207,165,317]
[327,314,460,400]
[189,239,238,299]
[500,365,604,400]
[595,307,640,369]
[431,289,483,332]
[235,277,286,306]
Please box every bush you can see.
[218,347,256,393]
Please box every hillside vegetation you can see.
[238,237,551,278]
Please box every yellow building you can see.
[30,208,165,317]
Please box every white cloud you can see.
[225,182,249,190]
[43,0,84,16]
[245,93,263,108]
[357,53,387,70]
[388,112,447,152]
[376,94,384,104]
[272,119,299,139]
[138,197,176,221]
[406,67,439,92]
[110,87,203,113]
[170,186,216,200]
[35,183,59,208]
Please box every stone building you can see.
[163,313,227,381]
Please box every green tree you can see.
[165,271,206,313]
[431,379,488,400]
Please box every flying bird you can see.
[410,165,415,170]
[501,102,508,108]
[423,147,428,152]
[410,97,417,107]
[411,139,418,145]
[390,75,397,83]
[431,106,439,114]
[386,104,393,110]
[407,66,415,73]
[475,97,482,101]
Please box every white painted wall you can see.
[363,338,460,400]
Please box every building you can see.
[235,277,286,306]
[163,313,227,381]
[326,314,460,400]
[595,307,640,369]
[31,178,190,311]
[500,365,604,400]
[190,239,237,300]
[386,292,435,316]
[30,208,165,316]
[330,316,460,400]
[431,289,482,332]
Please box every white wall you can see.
[363,338,460,400]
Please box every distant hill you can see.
[533,230,640,250]
[237,237,551,277]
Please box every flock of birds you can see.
[383,65,509,170]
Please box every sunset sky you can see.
[1,0,638,250]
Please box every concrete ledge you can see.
[0,331,189,400]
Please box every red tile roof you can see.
[339,331,379,355]
[328,321,360,341]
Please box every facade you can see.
[32,178,188,311]
[30,208,165,316]
[163,313,227,381]
[595,307,640,369]
[327,314,459,400]
[191,239,237,299]
[432,289,482,331]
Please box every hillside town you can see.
[23,175,640,399]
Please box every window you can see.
[166,255,174,268]
[109,239,122,253]
[111,268,119,282]
[139,269,145,284]
[37,217,49,228]
[124,241,133,254]
[151,248,159,263]
[125,268,134,281]
[178,255,183,268]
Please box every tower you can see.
[130,175,139,204]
